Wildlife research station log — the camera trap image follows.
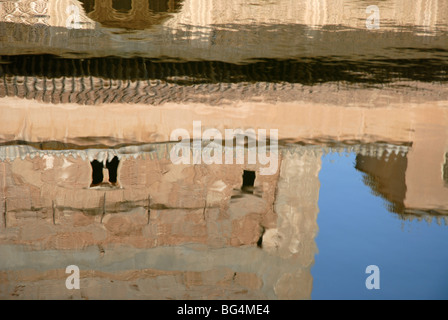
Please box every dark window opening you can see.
[242,170,256,193]
[112,0,132,13]
[91,160,104,186]
[90,157,120,187]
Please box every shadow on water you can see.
[1,55,448,85]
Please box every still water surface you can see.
[0,0,447,300]
[314,152,448,300]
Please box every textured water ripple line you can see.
[1,56,447,84]
[1,55,447,105]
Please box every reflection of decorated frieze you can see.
[0,0,49,25]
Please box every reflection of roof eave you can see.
[0,143,175,162]
[0,142,411,162]
[354,146,448,219]
[287,143,411,158]
[324,143,410,158]
[399,210,448,225]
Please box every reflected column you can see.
[263,145,322,299]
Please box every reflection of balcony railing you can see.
[0,143,173,162]
[0,142,411,163]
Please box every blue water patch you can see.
[311,152,448,300]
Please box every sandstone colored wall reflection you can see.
[1,0,448,60]
[0,146,321,299]
[1,0,448,300]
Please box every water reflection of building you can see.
[164,0,448,30]
[80,0,183,29]
[1,0,448,300]
[356,151,408,214]
[2,0,446,28]
[0,0,49,25]
[0,56,447,220]
[2,89,447,215]
[1,0,448,60]
[0,0,183,28]
[356,110,448,218]
[1,123,448,299]
[0,142,319,299]
[1,60,447,299]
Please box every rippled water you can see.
[0,0,448,300]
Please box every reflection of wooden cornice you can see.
[87,0,176,29]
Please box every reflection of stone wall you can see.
[2,0,448,61]
[0,266,267,299]
[0,0,95,51]
[0,146,323,299]
[404,115,448,214]
[166,0,448,30]
[0,0,94,27]
[0,149,278,250]
[267,147,321,261]
[263,146,321,300]
[0,0,51,45]
[2,0,446,29]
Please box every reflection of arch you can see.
[79,0,183,29]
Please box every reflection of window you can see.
[90,157,120,187]
[113,0,132,13]
[443,153,448,187]
[242,170,256,194]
